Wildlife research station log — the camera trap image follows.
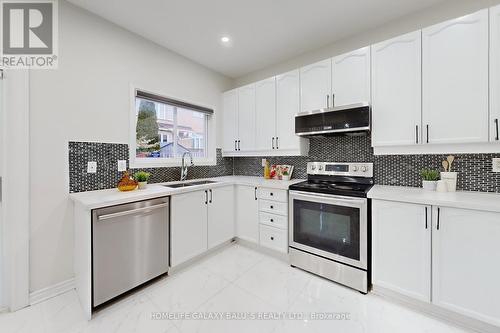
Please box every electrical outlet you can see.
[117,160,127,172]
[262,159,267,167]
[493,158,500,173]
[87,161,97,173]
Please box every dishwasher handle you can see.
[97,202,169,221]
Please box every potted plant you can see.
[420,169,439,191]
[134,171,151,190]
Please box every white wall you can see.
[233,0,500,86]
[28,1,232,292]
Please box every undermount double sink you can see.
[163,180,218,188]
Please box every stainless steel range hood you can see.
[295,102,370,137]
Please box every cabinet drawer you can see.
[259,212,287,230]
[259,225,288,253]
[258,188,288,202]
[259,199,287,216]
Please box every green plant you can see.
[420,169,439,181]
[134,171,150,182]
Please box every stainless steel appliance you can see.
[92,197,170,307]
[295,102,370,137]
[289,162,373,293]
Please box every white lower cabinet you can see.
[207,186,235,249]
[171,190,208,267]
[258,187,288,253]
[259,224,287,253]
[373,200,500,328]
[235,185,259,243]
[372,200,431,302]
[432,207,500,327]
[171,185,234,267]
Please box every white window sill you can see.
[130,157,216,169]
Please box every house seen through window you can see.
[135,90,211,160]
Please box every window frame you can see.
[129,85,216,168]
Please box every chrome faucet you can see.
[180,152,194,181]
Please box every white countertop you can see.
[368,185,500,213]
[70,176,304,210]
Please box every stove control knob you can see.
[318,165,323,171]
[311,165,316,170]
[361,166,368,172]
[352,166,359,172]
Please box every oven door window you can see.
[293,199,360,261]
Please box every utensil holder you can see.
[440,172,458,192]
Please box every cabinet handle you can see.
[495,119,499,141]
[237,140,241,151]
[234,140,237,151]
[326,94,330,108]
[426,125,429,143]
[270,192,273,196]
[425,206,428,229]
[270,236,274,241]
[437,207,440,230]
[254,187,258,200]
[204,190,208,205]
[276,137,279,149]
[209,189,212,203]
[332,93,335,107]
[270,205,274,209]
[415,125,419,144]
[270,219,274,222]
[272,137,275,149]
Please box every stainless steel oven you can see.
[289,191,368,270]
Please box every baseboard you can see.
[0,306,8,313]
[235,237,289,262]
[29,278,75,306]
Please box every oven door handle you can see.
[289,190,367,206]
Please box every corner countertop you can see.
[70,176,304,210]
[368,185,500,213]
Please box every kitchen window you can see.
[130,89,215,167]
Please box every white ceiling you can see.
[67,0,446,78]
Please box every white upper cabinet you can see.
[372,31,422,146]
[237,84,256,151]
[332,47,371,106]
[276,70,301,151]
[300,58,332,112]
[255,77,276,151]
[490,5,500,142]
[432,207,500,327]
[222,89,238,153]
[372,200,431,302]
[422,10,489,144]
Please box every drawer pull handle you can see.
[270,237,274,241]
[270,219,274,222]
[270,205,274,209]
[270,192,273,196]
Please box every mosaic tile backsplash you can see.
[68,142,232,193]
[233,136,500,193]
[69,137,500,193]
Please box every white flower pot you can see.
[422,180,437,191]
[137,181,148,190]
[282,175,291,181]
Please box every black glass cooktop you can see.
[289,179,373,198]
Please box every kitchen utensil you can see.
[447,155,455,172]
[442,160,449,172]
[436,180,448,192]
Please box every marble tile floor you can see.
[0,244,474,333]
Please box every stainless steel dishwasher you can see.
[92,197,169,307]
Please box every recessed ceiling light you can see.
[221,36,230,43]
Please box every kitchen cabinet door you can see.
[490,5,500,142]
[235,185,259,244]
[255,77,276,151]
[276,69,301,151]
[170,190,208,267]
[422,10,489,144]
[432,207,500,327]
[300,59,332,113]
[238,84,256,152]
[223,89,238,153]
[372,31,422,146]
[332,47,371,106]
[372,200,431,302]
[208,185,235,249]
